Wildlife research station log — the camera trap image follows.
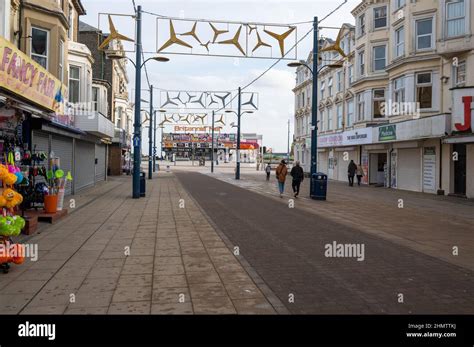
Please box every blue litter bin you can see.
[311,172,327,200]
[140,171,146,197]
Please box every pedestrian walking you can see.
[347,160,357,187]
[290,161,304,198]
[356,164,364,186]
[275,160,288,198]
[265,163,271,181]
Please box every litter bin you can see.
[140,171,146,197]
[310,172,327,200]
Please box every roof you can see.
[79,20,100,32]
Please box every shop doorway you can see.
[453,144,467,196]
[369,152,387,186]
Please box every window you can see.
[92,87,99,112]
[373,45,386,71]
[454,60,466,87]
[397,0,406,9]
[446,0,465,38]
[416,18,433,50]
[302,91,305,107]
[116,107,123,127]
[68,65,80,104]
[320,81,325,99]
[347,99,354,127]
[358,14,366,37]
[31,27,49,69]
[395,27,405,58]
[336,71,342,92]
[358,51,365,76]
[374,6,387,29]
[416,72,432,109]
[394,76,405,103]
[319,108,324,131]
[327,107,333,130]
[328,77,333,96]
[348,65,354,84]
[68,4,74,40]
[357,93,365,121]
[58,39,64,82]
[373,89,385,118]
[336,104,343,128]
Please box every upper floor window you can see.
[336,71,343,92]
[348,65,354,84]
[416,18,433,50]
[357,93,365,121]
[358,14,366,37]
[336,104,343,129]
[374,6,387,29]
[358,51,365,76]
[302,91,306,107]
[446,0,465,38]
[395,26,405,58]
[327,107,333,131]
[394,76,405,103]
[69,65,80,104]
[116,107,123,127]
[416,72,432,109]
[68,4,74,40]
[319,108,325,131]
[373,45,386,71]
[31,27,49,69]
[58,39,64,82]
[396,0,406,9]
[320,81,325,99]
[328,77,333,96]
[454,60,466,87]
[373,89,385,119]
[347,99,354,127]
[92,87,99,111]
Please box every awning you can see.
[443,135,474,144]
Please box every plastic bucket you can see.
[44,195,58,214]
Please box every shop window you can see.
[69,65,80,104]
[416,72,432,109]
[374,6,387,29]
[31,27,49,69]
[416,18,433,50]
[373,89,385,119]
[446,0,465,38]
[373,45,386,71]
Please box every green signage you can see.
[379,125,397,141]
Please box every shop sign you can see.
[423,147,436,192]
[343,128,373,146]
[379,125,396,142]
[319,133,343,148]
[0,36,66,113]
[454,96,472,132]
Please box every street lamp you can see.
[287,16,343,200]
[226,108,254,180]
[106,5,169,198]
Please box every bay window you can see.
[373,45,386,71]
[395,26,405,58]
[347,99,354,127]
[416,72,432,109]
[69,65,80,104]
[394,76,405,103]
[31,27,49,69]
[357,93,365,122]
[374,6,387,29]
[373,89,385,118]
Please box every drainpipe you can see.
[438,138,444,195]
[388,146,394,188]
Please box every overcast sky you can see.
[81,0,359,152]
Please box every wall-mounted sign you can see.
[379,125,397,142]
[0,36,66,113]
[423,147,436,192]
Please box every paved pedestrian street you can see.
[0,172,285,314]
[1,167,473,315]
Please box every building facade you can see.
[293,0,474,198]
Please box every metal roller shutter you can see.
[75,140,95,191]
[397,148,422,192]
[95,144,107,182]
[51,135,73,195]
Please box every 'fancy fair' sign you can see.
[0,36,66,112]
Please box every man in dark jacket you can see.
[290,161,304,198]
[347,160,357,186]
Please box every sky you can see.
[80,0,359,152]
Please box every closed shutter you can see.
[397,148,422,192]
[337,151,357,182]
[75,140,95,191]
[95,144,107,182]
[51,135,73,195]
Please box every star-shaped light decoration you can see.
[158,20,193,53]
[252,31,271,53]
[218,25,245,56]
[215,115,226,126]
[98,15,134,50]
[263,26,296,57]
[209,23,229,43]
[180,21,202,44]
[319,29,347,58]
